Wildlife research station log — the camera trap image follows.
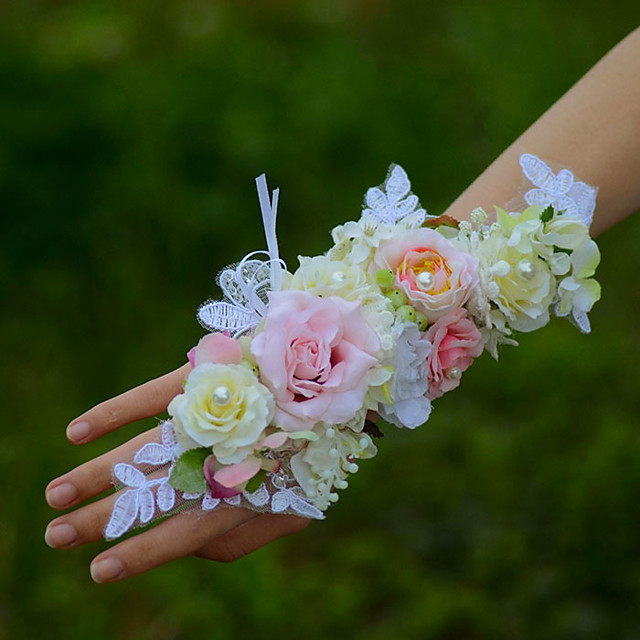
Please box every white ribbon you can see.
[255,174,282,292]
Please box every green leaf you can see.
[540,205,554,223]
[245,469,267,494]
[554,246,573,255]
[169,447,210,494]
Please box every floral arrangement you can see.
[105,154,600,539]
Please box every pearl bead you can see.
[416,271,435,290]
[516,259,536,281]
[446,366,462,380]
[212,385,231,405]
[332,270,346,283]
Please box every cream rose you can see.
[168,363,275,465]
[490,244,555,332]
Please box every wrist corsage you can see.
[105,154,600,539]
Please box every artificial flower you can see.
[285,255,397,353]
[424,308,483,399]
[187,332,243,368]
[290,423,377,510]
[168,363,275,465]
[285,255,375,301]
[377,322,432,428]
[555,238,601,328]
[251,290,381,430]
[372,228,478,321]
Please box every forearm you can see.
[446,27,640,237]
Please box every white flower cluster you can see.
[455,205,600,357]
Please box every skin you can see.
[445,27,640,234]
[45,27,640,583]
[44,363,310,583]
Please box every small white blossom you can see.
[378,323,432,429]
[290,423,377,510]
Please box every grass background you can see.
[2,2,640,638]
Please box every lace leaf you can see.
[156,481,176,512]
[271,491,290,513]
[289,493,325,519]
[134,443,172,466]
[114,463,146,488]
[244,483,270,507]
[138,488,155,524]
[202,495,221,511]
[197,300,258,336]
[362,164,426,226]
[104,490,139,540]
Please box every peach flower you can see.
[373,228,478,320]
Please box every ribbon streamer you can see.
[255,174,282,291]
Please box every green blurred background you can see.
[2,2,640,638]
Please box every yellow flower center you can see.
[400,250,452,295]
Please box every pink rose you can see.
[187,332,243,368]
[373,228,478,320]
[425,308,483,399]
[251,291,380,430]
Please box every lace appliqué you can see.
[197,175,287,337]
[104,422,323,541]
[520,154,597,228]
[362,163,426,227]
[198,251,285,336]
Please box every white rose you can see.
[285,255,374,300]
[168,363,275,465]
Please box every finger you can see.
[45,425,163,510]
[195,514,310,563]
[45,479,252,551]
[45,488,119,549]
[66,363,191,444]
[89,508,257,583]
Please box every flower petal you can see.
[213,456,262,488]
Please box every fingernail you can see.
[67,421,90,443]
[46,482,78,508]
[91,557,124,583]
[45,523,77,548]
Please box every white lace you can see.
[197,174,287,336]
[519,154,597,228]
[104,422,323,540]
[198,251,286,336]
[362,163,426,226]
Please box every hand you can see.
[44,363,309,583]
